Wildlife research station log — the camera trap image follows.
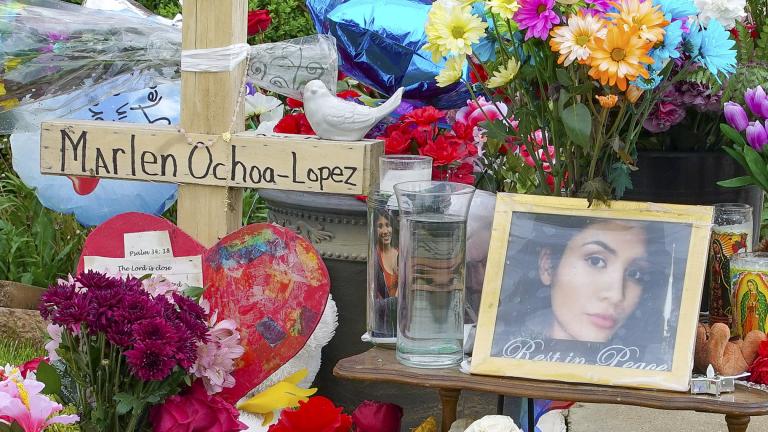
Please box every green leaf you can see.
[9,423,23,432]
[722,145,748,169]
[608,162,633,199]
[183,285,204,301]
[742,146,768,190]
[561,103,592,149]
[556,68,572,87]
[721,124,748,147]
[717,176,757,188]
[557,89,570,117]
[114,392,139,415]
[35,360,61,395]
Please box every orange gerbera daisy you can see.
[588,25,654,91]
[596,94,618,108]
[607,0,668,43]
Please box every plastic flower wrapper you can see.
[0,0,339,132]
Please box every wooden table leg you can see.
[438,388,461,432]
[725,414,750,432]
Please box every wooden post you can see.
[178,0,246,246]
[725,414,750,432]
[438,388,461,432]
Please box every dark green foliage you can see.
[0,149,88,287]
[248,0,317,43]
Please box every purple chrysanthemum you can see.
[125,341,176,381]
[76,270,118,291]
[514,0,561,40]
[676,81,722,112]
[106,319,134,347]
[643,101,687,133]
[133,318,179,344]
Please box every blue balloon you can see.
[307,0,471,109]
[11,84,180,227]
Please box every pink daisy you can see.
[514,0,561,40]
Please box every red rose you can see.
[247,10,272,36]
[274,113,315,135]
[268,396,352,432]
[150,381,247,432]
[286,98,304,109]
[351,401,403,432]
[384,129,413,154]
[19,357,47,378]
[433,162,475,185]
[420,135,469,166]
[758,340,768,358]
[336,89,361,100]
[469,57,488,84]
[749,356,768,385]
[403,106,445,126]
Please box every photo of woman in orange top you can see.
[371,210,399,338]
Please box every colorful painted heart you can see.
[78,214,331,403]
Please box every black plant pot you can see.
[623,152,763,236]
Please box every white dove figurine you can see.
[302,79,404,141]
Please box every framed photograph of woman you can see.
[471,194,713,391]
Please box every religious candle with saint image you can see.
[730,253,768,337]
[707,204,752,327]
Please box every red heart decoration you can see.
[203,224,330,403]
[68,176,100,196]
[77,212,205,272]
[78,214,330,403]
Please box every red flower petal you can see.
[247,10,272,36]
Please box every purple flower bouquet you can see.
[39,271,246,431]
[720,85,768,192]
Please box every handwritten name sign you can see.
[40,121,381,195]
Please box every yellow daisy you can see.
[596,94,618,108]
[424,0,488,62]
[549,13,606,66]
[486,0,520,20]
[436,56,466,87]
[487,58,521,88]
[607,0,668,43]
[588,25,654,91]
[0,82,5,97]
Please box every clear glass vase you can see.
[394,181,475,368]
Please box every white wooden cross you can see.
[38,0,382,247]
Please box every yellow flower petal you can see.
[425,1,488,60]
[236,368,317,424]
[487,58,520,88]
[0,82,5,97]
[485,0,520,20]
[436,56,466,87]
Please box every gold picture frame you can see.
[471,194,713,391]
